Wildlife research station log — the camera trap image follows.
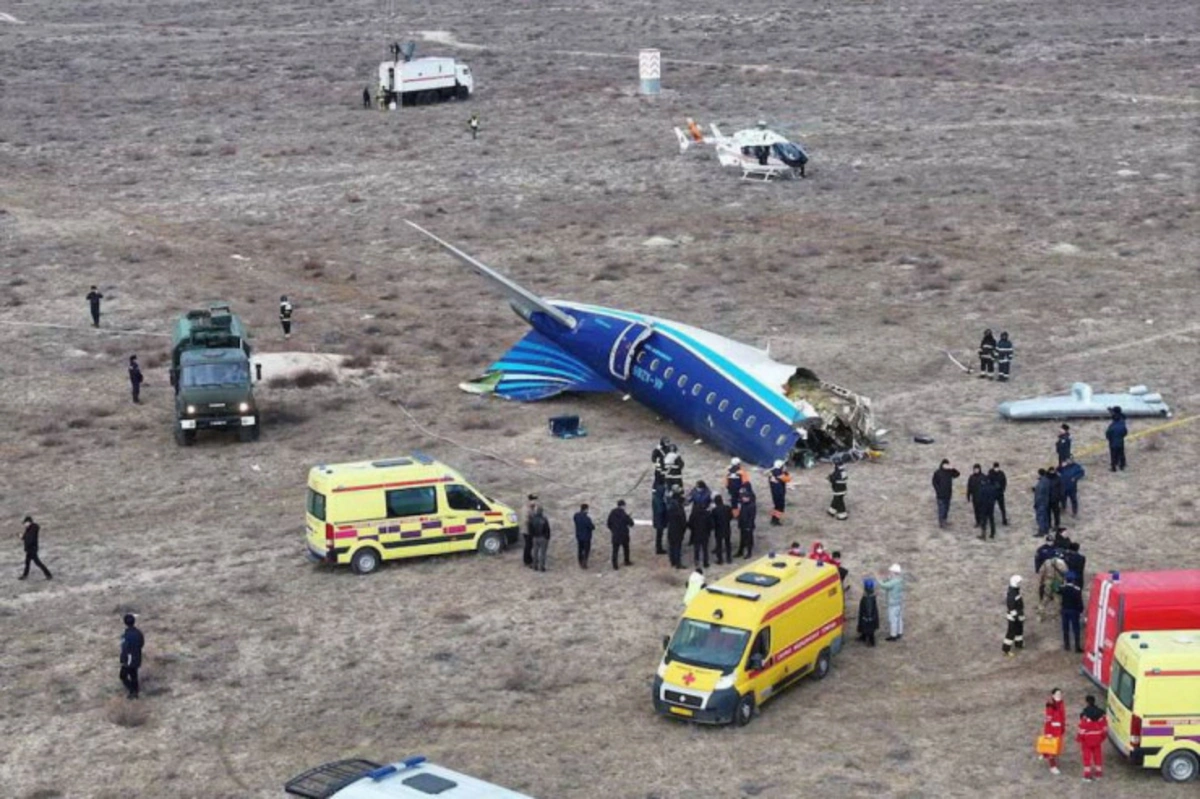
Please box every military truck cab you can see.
[170,303,258,445]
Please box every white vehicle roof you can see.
[285,758,535,799]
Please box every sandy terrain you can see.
[1,1,1198,797]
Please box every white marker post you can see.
[639,49,660,95]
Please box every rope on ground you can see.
[386,394,649,499]
[1070,414,1200,461]
[0,319,171,337]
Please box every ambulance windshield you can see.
[667,619,750,673]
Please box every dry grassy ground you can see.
[2,1,1198,797]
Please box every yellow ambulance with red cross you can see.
[305,454,519,574]
[654,549,845,725]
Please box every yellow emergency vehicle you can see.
[305,453,519,575]
[1107,630,1200,782]
[653,550,845,725]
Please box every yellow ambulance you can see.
[305,453,519,575]
[653,550,845,725]
[1107,630,1200,782]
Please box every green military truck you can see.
[170,302,259,445]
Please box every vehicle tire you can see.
[733,693,755,727]
[175,427,195,446]
[350,547,381,575]
[812,648,832,680]
[456,85,469,101]
[1163,751,1199,783]
[477,530,503,556]
[237,423,258,443]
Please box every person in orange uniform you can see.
[1077,694,1108,781]
[767,459,792,526]
[1041,688,1066,775]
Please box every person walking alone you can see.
[879,564,905,642]
[362,86,372,108]
[119,614,144,699]
[86,286,104,327]
[932,459,961,528]
[573,503,594,569]
[1003,574,1026,657]
[1105,407,1128,472]
[279,295,294,340]
[988,462,1009,525]
[711,495,732,565]
[128,355,144,404]
[1077,695,1108,781]
[827,463,848,521]
[528,507,551,572]
[18,516,52,581]
[522,494,539,568]
[1041,688,1066,775]
[857,578,880,646]
[468,113,480,140]
[607,499,634,571]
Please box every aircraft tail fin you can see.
[710,123,725,141]
[461,330,616,401]
[404,221,578,331]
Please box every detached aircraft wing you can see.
[404,220,577,331]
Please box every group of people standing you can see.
[977,328,1015,381]
[1040,689,1110,781]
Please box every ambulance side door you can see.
[383,485,441,557]
[744,626,774,704]
[442,483,492,552]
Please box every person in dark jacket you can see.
[1059,571,1084,652]
[978,329,996,378]
[86,286,104,327]
[607,499,634,570]
[522,494,539,567]
[279,295,294,339]
[362,86,372,108]
[768,460,791,525]
[573,504,594,569]
[988,462,1009,525]
[1047,467,1064,529]
[18,516,52,580]
[932,459,961,528]
[725,458,747,514]
[1003,574,1026,656]
[827,464,848,521]
[128,355,144,404]
[976,475,998,540]
[711,495,733,565]
[1034,536,1060,574]
[1033,469,1052,537]
[966,464,985,528]
[529,508,551,572]
[1077,695,1108,780]
[665,489,688,569]
[652,437,670,492]
[735,485,757,559]
[1105,408,1128,472]
[663,445,684,493]
[119,614,144,699]
[994,331,1014,381]
[1063,542,1086,588]
[686,481,713,568]
[857,578,880,646]
[1059,459,1085,517]
[1056,424,1072,466]
[651,487,667,556]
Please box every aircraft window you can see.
[650,358,660,371]
[636,350,646,364]
[692,384,703,397]
[663,366,675,380]
[745,415,756,429]
[706,392,716,405]
[718,399,729,412]
[677,375,688,389]
[775,433,788,447]
[760,424,771,438]
[732,408,744,421]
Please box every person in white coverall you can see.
[879,563,905,642]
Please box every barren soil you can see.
[2,1,1198,798]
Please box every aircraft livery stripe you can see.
[494,347,593,378]
[492,361,591,381]
[556,302,798,423]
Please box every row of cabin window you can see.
[637,350,790,446]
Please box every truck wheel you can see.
[734,693,755,727]
[350,547,381,575]
[812,648,832,680]
[1163,751,1199,782]
[456,85,469,101]
[238,422,259,443]
[175,428,195,446]
[477,530,503,556]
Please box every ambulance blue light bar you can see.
[367,756,427,781]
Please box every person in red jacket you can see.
[1077,694,1108,781]
[1041,688,1066,775]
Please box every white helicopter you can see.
[675,118,809,181]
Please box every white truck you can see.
[378,42,473,107]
